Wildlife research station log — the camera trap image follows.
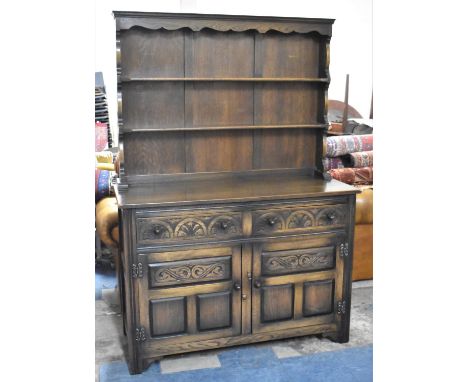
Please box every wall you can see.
[95,0,372,143]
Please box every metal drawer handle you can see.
[220,221,229,230]
[267,217,277,226]
[154,225,162,234]
[326,212,336,220]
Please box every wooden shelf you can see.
[121,77,330,83]
[122,124,328,133]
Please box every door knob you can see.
[233,282,241,291]
[253,280,262,288]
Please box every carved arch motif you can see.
[316,207,345,226]
[175,218,207,238]
[141,220,173,240]
[255,212,285,233]
[208,215,241,236]
[286,210,315,229]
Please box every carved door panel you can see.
[135,245,242,351]
[251,234,346,334]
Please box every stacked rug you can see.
[324,134,373,186]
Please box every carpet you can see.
[326,135,373,157]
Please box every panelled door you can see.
[251,234,346,333]
[135,245,242,351]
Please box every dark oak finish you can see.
[113,11,358,374]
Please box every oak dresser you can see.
[113,11,359,374]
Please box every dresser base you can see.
[127,324,348,374]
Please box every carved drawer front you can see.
[251,203,347,237]
[149,256,231,288]
[136,211,242,246]
[261,246,335,276]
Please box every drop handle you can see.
[154,226,162,234]
[233,282,241,291]
[253,280,262,288]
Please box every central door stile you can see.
[241,243,253,335]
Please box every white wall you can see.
[95,0,372,143]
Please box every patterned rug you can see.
[349,151,373,168]
[326,135,373,157]
[323,156,347,171]
[328,167,373,185]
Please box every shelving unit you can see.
[113,12,358,375]
[116,21,332,183]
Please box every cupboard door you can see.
[251,234,345,333]
[135,245,242,352]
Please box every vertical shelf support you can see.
[116,30,128,190]
[315,37,332,181]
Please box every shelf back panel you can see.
[186,30,255,77]
[254,32,320,78]
[123,129,317,176]
[118,23,328,178]
[121,29,185,78]
[122,82,185,130]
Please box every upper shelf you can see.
[120,77,330,83]
[121,124,329,133]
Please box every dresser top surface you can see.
[113,11,334,23]
[115,172,358,209]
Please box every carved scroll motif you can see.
[264,252,333,273]
[150,257,231,287]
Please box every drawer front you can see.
[252,203,347,237]
[136,211,242,246]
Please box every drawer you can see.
[136,210,243,246]
[251,203,347,237]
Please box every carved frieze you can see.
[149,256,231,287]
[253,205,347,235]
[137,212,242,245]
[114,12,333,36]
[262,246,335,276]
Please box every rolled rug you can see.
[323,156,346,171]
[326,134,373,157]
[329,167,373,185]
[95,168,112,203]
[95,121,108,151]
[349,150,373,168]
